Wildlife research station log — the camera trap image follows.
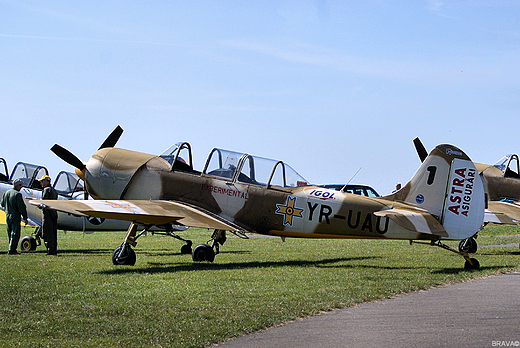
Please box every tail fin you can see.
[386,144,485,240]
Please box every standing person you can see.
[1,179,28,254]
[38,175,58,255]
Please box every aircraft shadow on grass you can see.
[95,255,455,275]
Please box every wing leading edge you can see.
[29,199,248,233]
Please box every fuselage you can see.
[82,148,446,241]
[475,162,520,201]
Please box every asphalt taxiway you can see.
[214,272,520,348]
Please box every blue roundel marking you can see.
[416,194,425,204]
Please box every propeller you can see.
[98,125,123,150]
[413,137,428,163]
[51,125,124,179]
[51,144,86,170]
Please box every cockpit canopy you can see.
[494,154,520,179]
[159,143,309,188]
[54,171,83,197]
[9,162,49,189]
[203,148,309,188]
[5,161,82,196]
[159,142,194,172]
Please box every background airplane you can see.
[0,157,187,252]
[31,126,485,269]
[414,138,520,252]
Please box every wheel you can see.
[112,245,136,266]
[20,236,37,252]
[180,244,192,255]
[458,238,477,253]
[464,258,480,270]
[192,244,215,262]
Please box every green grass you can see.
[0,224,519,348]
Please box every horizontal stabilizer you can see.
[29,199,248,233]
[486,200,520,223]
[484,210,516,225]
[374,208,448,237]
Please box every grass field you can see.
[1,224,519,348]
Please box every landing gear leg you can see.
[112,223,150,266]
[192,229,227,262]
[150,224,192,254]
[458,237,478,253]
[410,239,480,270]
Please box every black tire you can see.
[20,236,37,252]
[112,245,136,266]
[192,244,215,262]
[464,258,480,270]
[458,238,477,254]
[180,244,192,255]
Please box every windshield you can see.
[54,171,82,196]
[159,142,194,172]
[494,154,519,178]
[0,158,7,182]
[493,155,512,173]
[203,148,309,188]
[9,162,49,189]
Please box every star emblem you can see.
[275,196,304,226]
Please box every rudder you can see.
[386,144,485,240]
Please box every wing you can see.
[29,199,248,233]
[486,200,520,224]
[374,208,448,237]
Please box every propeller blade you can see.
[51,144,86,170]
[98,125,123,150]
[413,137,428,163]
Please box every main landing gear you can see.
[111,224,243,265]
[112,223,194,265]
[190,229,249,262]
[191,229,226,262]
[410,239,480,270]
[20,227,43,252]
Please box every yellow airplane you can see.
[414,138,520,252]
[30,127,486,269]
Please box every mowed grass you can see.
[0,224,519,348]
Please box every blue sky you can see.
[2,1,519,194]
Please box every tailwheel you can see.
[112,244,136,266]
[20,236,37,252]
[192,244,215,262]
[410,239,480,270]
[464,258,480,270]
[458,237,477,253]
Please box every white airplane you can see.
[0,158,187,252]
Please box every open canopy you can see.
[159,143,309,188]
[494,154,520,179]
[203,148,309,187]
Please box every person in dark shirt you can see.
[1,179,28,254]
[39,175,59,255]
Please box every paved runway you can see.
[213,272,520,348]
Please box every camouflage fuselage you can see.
[82,148,443,241]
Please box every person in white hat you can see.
[1,179,28,254]
[38,175,58,255]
